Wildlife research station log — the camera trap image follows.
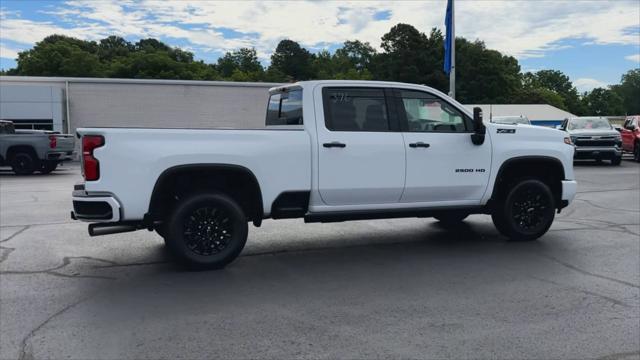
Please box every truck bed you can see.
[77,127,311,220]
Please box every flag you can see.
[444,0,453,74]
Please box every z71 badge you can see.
[497,128,516,134]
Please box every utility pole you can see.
[449,0,455,100]
[444,0,456,99]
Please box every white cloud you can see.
[0,47,18,59]
[574,78,608,93]
[1,0,639,62]
[625,54,640,63]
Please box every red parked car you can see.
[620,116,640,162]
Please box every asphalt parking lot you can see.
[1,160,639,360]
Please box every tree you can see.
[376,24,431,85]
[582,88,624,116]
[335,40,376,72]
[135,38,171,52]
[311,50,336,79]
[217,48,263,79]
[522,70,583,114]
[13,35,103,77]
[97,36,133,62]
[270,39,314,80]
[513,87,566,109]
[455,38,521,104]
[2,28,635,107]
[612,69,640,115]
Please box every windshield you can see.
[492,116,529,125]
[568,118,612,130]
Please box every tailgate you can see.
[54,134,75,151]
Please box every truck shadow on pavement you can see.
[76,219,550,277]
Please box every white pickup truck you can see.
[72,80,577,269]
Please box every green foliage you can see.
[97,36,133,62]
[4,29,636,115]
[335,40,376,73]
[217,48,263,79]
[270,39,314,80]
[376,24,436,85]
[311,42,375,80]
[522,70,583,114]
[513,87,566,109]
[455,38,521,104]
[582,87,624,115]
[611,69,640,115]
[15,35,103,77]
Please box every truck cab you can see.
[72,80,577,269]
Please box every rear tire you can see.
[165,192,248,269]
[11,152,37,175]
[491,178,555,241]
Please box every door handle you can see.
[323,142,346,148]
[409,142,430,148]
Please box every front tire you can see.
[611,156,622,166]
[11,152,37,175]
[634,143,640,163]
[491,179,555,241]
[165,192,248,269]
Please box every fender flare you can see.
[147,163,264,224]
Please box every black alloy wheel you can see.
[11,152,36,175]
[183,206,233,256]
[166,192,248,269]
[509,184,552,233]
[492,178,555,241]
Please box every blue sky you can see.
[1,0,638,92]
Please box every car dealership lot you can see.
[1,162,638,359]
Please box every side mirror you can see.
[614,126,623,132]
[471,107,486,145]
[555,124,562,130]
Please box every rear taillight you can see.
[82,135,104,181]
[48,135,57,149]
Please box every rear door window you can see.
[265,89,303,126]
[322,88,390,132]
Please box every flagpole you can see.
[449,0,455,100]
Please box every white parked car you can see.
[71,80,577,269]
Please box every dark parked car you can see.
[558,117,622,165]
